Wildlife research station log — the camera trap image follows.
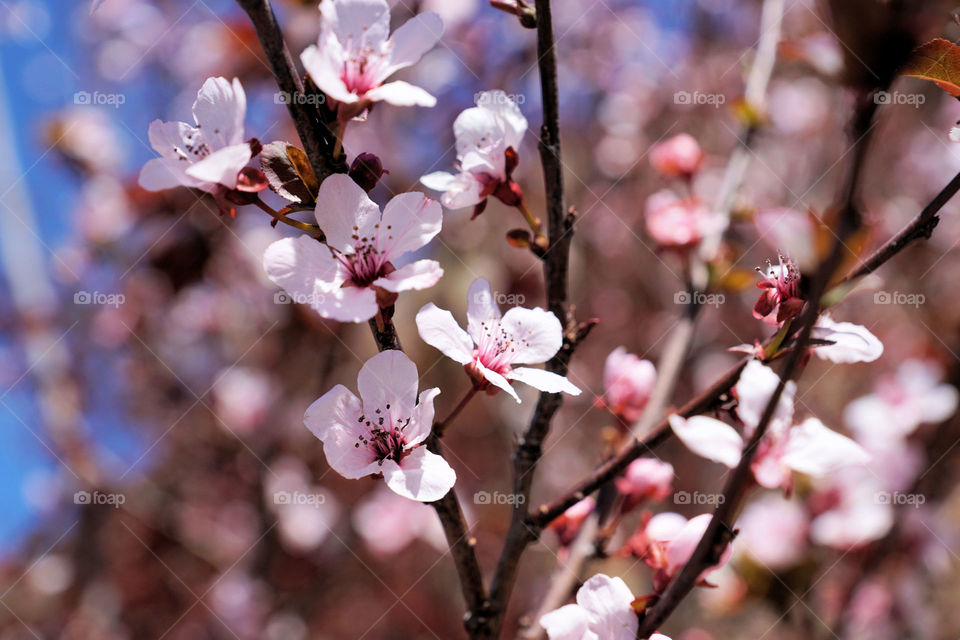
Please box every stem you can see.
[252,198,323,235]
[333,120,347,161]
[434,387,479,438]
[516,200,545,241]
[234,0,344,181]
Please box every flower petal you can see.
[364,81,437,107]
[420,171,457,191]
[377,191,443,258]
[782,417,870,476]
[574,574,638,640]
[383,11,444,77]
[466,277,501,341]
[303,384,362,443]
[508,367,581,396]
[139,157,195,191]
[301,41,356,104]
[668,414,743,468]
[406,387,441,446]
[812,316,883,364]
[373,259,443,292]
[320,422,381,479]
[184,142,253,189]
[321,0,390,51]
[358,350,419,419]
[476,361,520,403]
[382,447,456,502]
[416,303,474,364]
[263,235,338,305]
[315,173,381,254]
[735,360,795,436]
[499,306,563,364]
[539,604,591,640]
[192,77,246,147]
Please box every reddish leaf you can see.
[902,38,960,98]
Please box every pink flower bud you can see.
[649,133,704,178]
[602,347,657,423]
[615,458,674,512]
[644,190,725,248]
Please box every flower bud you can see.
[349,152,387,192]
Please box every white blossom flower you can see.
[415,277,580,402]
[303,350,454,502]
[139,77,254,193]
[421,90,528,212]
[263,174,443,323]
[301,0,443,119]
[539,574,643,640]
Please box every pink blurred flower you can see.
[615,458,674,512]
[736,494,808,570]
[263,174,443,323]
[644,190,725,248]
[649,133,704,178]
[300,0,443,120]
[415,277,581,402]
[302,350,455,502]
[139,77,254,193]
[752,254,804,326]
[421,91,528,214]
[352,486,447,555]
[547,497,595,548]
[600,347,656,423]
[754,208,816,269]
[627,513,732,593]
[811,315,883,364]
[539,574,643,640]
[212,366,275,434]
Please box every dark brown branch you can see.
[484,1,578,635]
[235,0,344,181]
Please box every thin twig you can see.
[434,387,479,438]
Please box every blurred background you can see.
[2,0,960,638]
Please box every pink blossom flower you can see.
[302,350,455,502]
[263,174,443,322]
[810,315,883,364]
[736,494,808,570]
[352,486,447,555]
[628,513,732,592]
[539,574,641,640]
[547,497,595,547]
[599,347,657,423]
[415,277,581,402]
[615,458,674,512]
[669,362,869,491]
[420,91,528,215]
[139,77,255,194]
[754,208,816,270]
[649,133,704,178]
[844,359,958,443]
[644,190,726,248]
[301,0,443,120]
[753,254,804,326]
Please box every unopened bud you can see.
[349,152,387,191]
[505,229,532,248]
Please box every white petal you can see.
[668,414,743,468]
[812,317,883,364]
[192,76,246,147]
[321,0,390,51]
[139,157,195,191]
[453,105,501,158]
[301,42,356,104]
[364,81,436,107]
[466,277,501,341]
[539,604,591,640]
[439,173,485,209]
[377,191,443,258]
[383,447,456,502]
[407,387,441,446]
[476,361,520,403]
[574,574,638,640]
[373,260,443,292]
[147,119,200,161]
[303,384,362,443]
[383,12,444,77]
[782,417,870,476]
[735,360,795,436]
[416,303,474,364]
[420,171,457,191]
[508,367,580,396]
[320,422,381,479]
[358,350,420,420]
[314,284,380,322]
[474,90,528,150]
[263,235,339,309]
[184,142,252,189]
[499,306,563,364]
[315,173,382,254]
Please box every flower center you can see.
[356,405,412,464]
[474,320,519,374]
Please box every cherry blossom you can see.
[302,350,455,502]
[669,361,869,491]
[736,494,808,570]
[538,574,640,640]
[644,190,726,248]
[753,254,804,326]
[415,277,581,402]
[301,0,443,120]
[598,347,657,423]
[352,486,447,555]
[844,359,958,442]
[649,133,704,178]
[139,77,256,195]
[626,513,732,591]
[615,458,674,512]
[263,174,443,322]
[420,91,528,216]
[547,497,596,548]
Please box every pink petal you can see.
[321,0,390,51]
[300,42,356,104]
[782,417,870,476]
[357,350,420,419]
[372,259,443,292]
[377,192,443,258]
[507,367,581,395]
[184,142,253,189]
[668,414,743,468]
[466,277,501,342]
[735,360,795,436]
[364,81,436,107]
[382,447,456,502]
[314,174,381,254]
[499,306,564,364]
[574,574,638,640]
[192,77,246,147]
[539,604,590,640]
[382,12,444,77]
[415,303,474,364]
[476,361,520,403]
[303,383,362,443]
[139,157,195,192]
[812,316,883,364]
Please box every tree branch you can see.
[235,0,344,180]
